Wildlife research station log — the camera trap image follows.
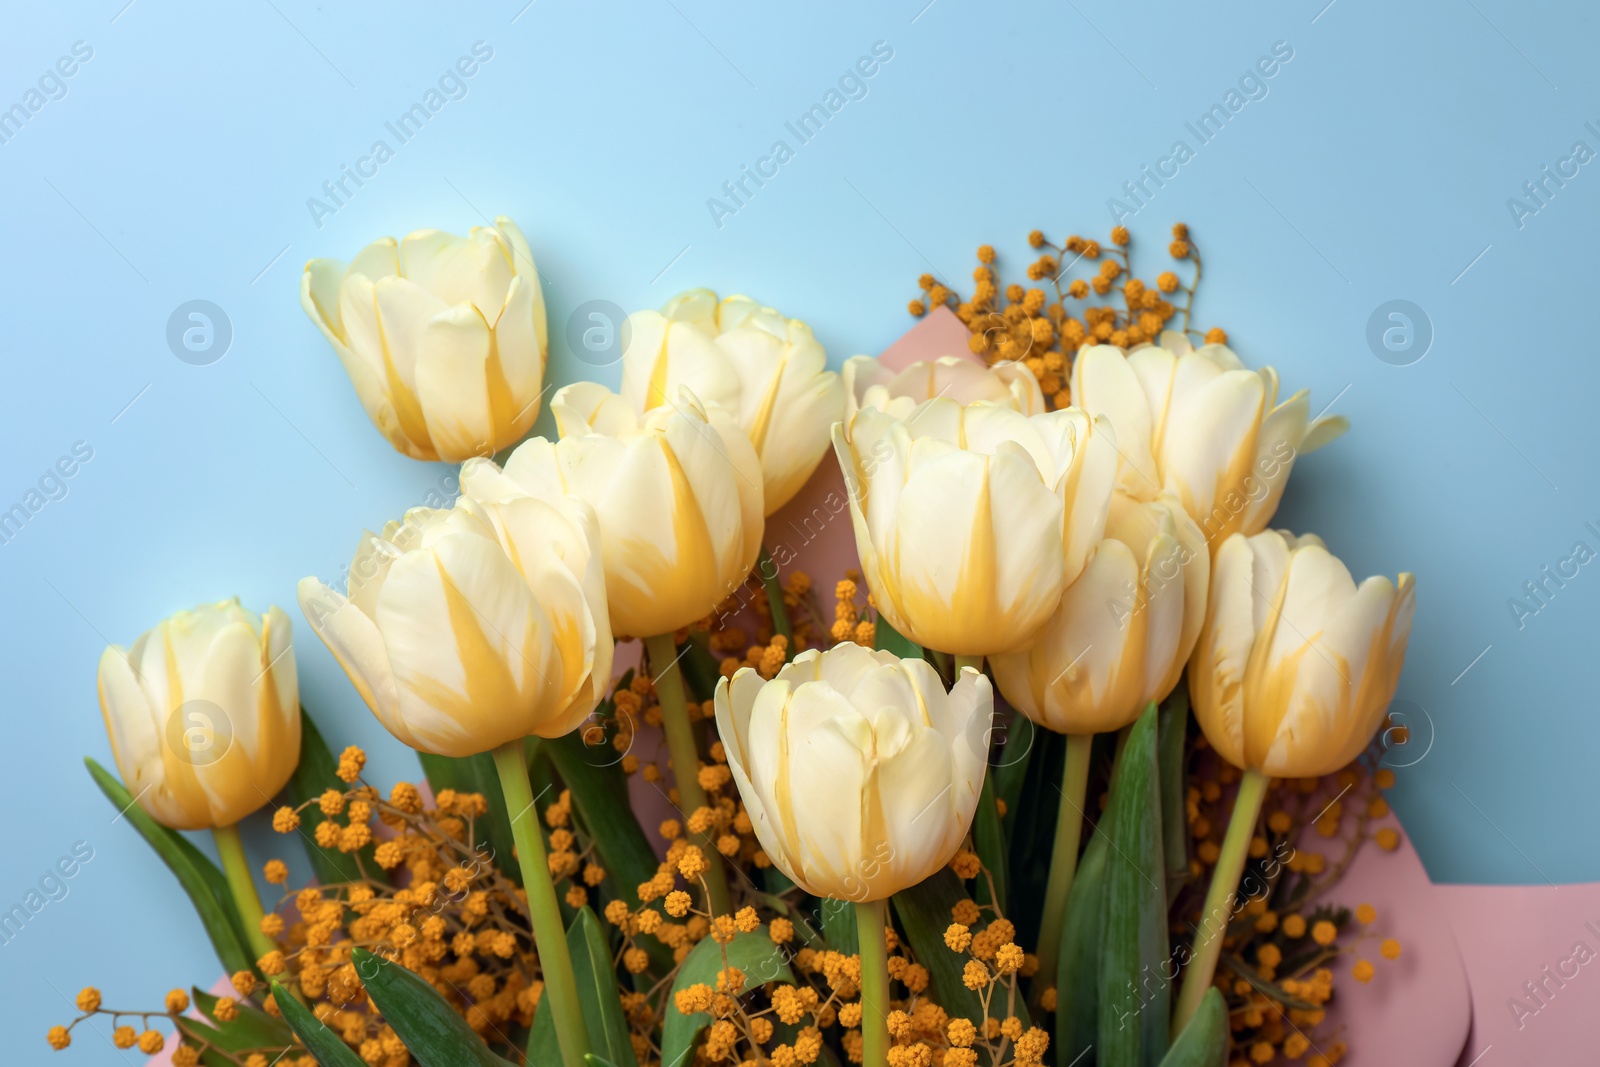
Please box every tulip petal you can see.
[412,302,500,463]
[298,576,404,741]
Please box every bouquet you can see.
[53,218,1415,1067]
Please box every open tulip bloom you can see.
[1070,333,1347,546]
[1172,529,1415,1032]
[624,290,845,515]
[297,488,613,1067]
[715,642,993,1066]
[832,397,1118,658]
[301,217,548,463]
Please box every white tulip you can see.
[833,398,1117,656]
[1070,333,1346,545]
[715,643,992,902]
[97,600,300,830]
[991,493,1208,735]
[297,490,611,758]
[301,216,547,462]
[1189,530,1415,778]
[620,290,843,514]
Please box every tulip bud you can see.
[297,489,611,758]
[843,354,1046,421]
[1069,333,1347,546]
[97,600,300,830]
[301,216,547,462]
[620,290,844,514]
[832,399,1117,656]
[715,643,993,901]
[1189,530,1415,778]
[991,493,1209,735]
[524,381,764,639]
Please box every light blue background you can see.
[2,0,1595,1057]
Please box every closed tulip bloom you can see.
[301,216,547,462]
[1069,333,1346,545]
[715,643,993,901]
[1189,530,1415,778]
[296,491,611,758]
[991,492,1209,735]
[619,290,843,514]
[832,398,1117,656]
[502,381,765,638]
[843,354,1046,421]
[97,600,300,830]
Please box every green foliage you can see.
[1097,704,1169,1067]
[528,906,639,1067]
[351,947,517,1066]
[271,980,367,1066]
[1158,987,1228,1067]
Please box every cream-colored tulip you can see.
[500,381,765,638]
[1189,530,1415,778]
[297,490,611,758]
[843,354,1046,421]
[1069,333,1346,545]
[832,398,1117,656]
[991,492,1209,735]
[715,643,992,901]
[301,216,547,462]
[617,289,843,514]
[97,600,300,830]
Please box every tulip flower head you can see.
[832,398,1118,656]
[97,599,300,830]
[297,489,611,758]
[715,643,993,902]
[1069,333,1347,547]
[1189,530,1415,778]
[842,354,1046,421]
[991,492,1209,735]
[518,381,765,639]
[301,216,547,462]
[619,290,844,515]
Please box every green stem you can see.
[212,823,277,964]
[644,632,733,917]
[953,653,984,676]
[854,898,891,1067]
[757,545,792,643]
[1172,767,1271,1036]
[1030,731,1092,998]
[492,740,591,1067]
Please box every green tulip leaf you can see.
[872,617,924,660]
[351,947,517,1066]
[417,749,521,887]
[660,926,796,1067]
[271,979,367,1066]
[816,895,858,954]
[190,986,294,1048]
[1097,703,1169,1067]
[284,706,386,886]
[677,633,725,703]
[1158,986,1229,1067]
[1005,728,1065,953]
[991,711,1038,843]
[84,757,255,979]
[1157,686,1191,905]
[527,906,639,1067]
[1055,816,1110,1067]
